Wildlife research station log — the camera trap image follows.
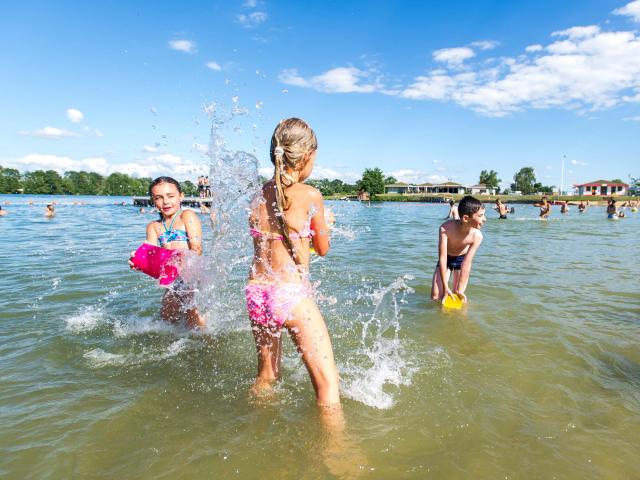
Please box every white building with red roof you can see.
[573,180,629,196]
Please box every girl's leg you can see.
[250,323,283,393]
[160,291,182,323]
[185,307,206,329]
[285,299,340,407]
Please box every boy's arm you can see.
[455,231,483,300]
[438,226,451,297]
[182,210,203,255]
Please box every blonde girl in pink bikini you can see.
[246,118,340,410]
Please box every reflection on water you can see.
[0,196,639,478]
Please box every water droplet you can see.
[232,95,239,103]
[281,89,288,94]
[255,101,263,109]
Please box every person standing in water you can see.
[607,198,618,219]
[494,199,509,219]
[431,195,485,304]
[246,118,340,411]
[578,200,586,213]
[536,196,551,219]
[446,199,459,219]
[560,201,570,214]
[129,176,205,329]
[45,204,55,217]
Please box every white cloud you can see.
[401,26,640,116]
[310,166,360,182]
[570,159,587,166]
[258,166,272,178]
[206,61,222,71]
[471,40,499,51]
[552,25,601,39]
[279,67,381,93]
[3,154,109,173]
[278,13,640,118]
[623,115,640,121]
[66,108,84,123]
[3,153,208,181]
[388,168,449,184]
[614,0,640,22]
[141,145,159,153]
[168,39,196,54]
[237,11,267,28]
[433,47,475,66]
[19,126,79,139]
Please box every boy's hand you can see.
[441,288,454,304]
[455,291,468,303]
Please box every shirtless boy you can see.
[431,195,485,304]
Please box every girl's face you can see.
[151,182,184,217]
[297,149,317,182]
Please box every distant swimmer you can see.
[45,204,55,217]
[431,195,485,305]
[139,207,146,213]
[446,199,459,219]
[560,201,569,214]
[578,201,586,213]
[0,206,7,216]
[606,199,617,219]
[535,196,551,219]
[494,199,509,219]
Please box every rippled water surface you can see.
[1,195,639,479]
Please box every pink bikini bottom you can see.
[245,281,311,329]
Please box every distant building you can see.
[467,184,496,195]
[384,182,483,195]
[573,180,629,196]
[385,182,410,194]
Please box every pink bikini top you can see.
[250,226,314,241]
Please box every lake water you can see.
[1,194,639,479]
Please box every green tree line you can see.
[0,166,198,196]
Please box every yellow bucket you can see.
[443,293,464,309]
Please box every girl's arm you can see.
[309,189,330,256]
[182,210,203,255]
[438,226,451,296]
[146,222,159,245]
[455,231,484,300]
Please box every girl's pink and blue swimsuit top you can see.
[158,212,189,247]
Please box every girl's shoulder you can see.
[179,208,201,224]
[294,183,323,200]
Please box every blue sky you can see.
[1,0,639,190]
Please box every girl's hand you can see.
[128,251,136,269]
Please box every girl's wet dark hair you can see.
[458,195,483,217]
[148,176,182,197]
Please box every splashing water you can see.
[340,275,417,409]
[193,104,262,333]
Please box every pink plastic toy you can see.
[130,243,181,286]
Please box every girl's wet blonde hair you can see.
[270,117,318,264]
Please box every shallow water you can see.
[1,195,639,479]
